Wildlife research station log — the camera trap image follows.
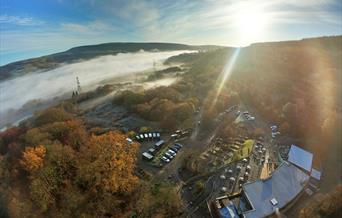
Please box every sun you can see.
[234,7,269,44]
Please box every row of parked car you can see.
[136,132,161,142]
[161,143,183,163]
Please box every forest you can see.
[0,36,341,218]
[0,105,181,217]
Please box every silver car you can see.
[161,156,170,163]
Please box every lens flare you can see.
[211,48,241,108]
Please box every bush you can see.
[34,108,73,127]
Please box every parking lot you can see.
[131,102,294,218]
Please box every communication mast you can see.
[76,76,81,93]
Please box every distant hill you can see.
[0,42,223,81]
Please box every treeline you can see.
[146,66,182,81]
[231,37,342,156]
[299,185,342,218]
[0,104,181,217]
[113,86,198,131]
[113,48,241,132]
[114,36,342,190]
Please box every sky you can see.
[0,0,341,65]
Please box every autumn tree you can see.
[253,128,265,138]
[78,131,139,194]
[42,120,88,150]
[299,185,342,218]
[20,145,46,174]
[135,182,182,217]
[33,107,73,127]
[161,115,178,131]
[24,128,51,146]
[0,127,26,155]
[217,123,238,139]
[0,155,10,188]
[202,105,218,129]
[30,166,59,212]
[149,99,176,121]
[139,126,151,133]
[135,103,152,118]
[29,143,77,213]
[113,90,145,109]
[173,102,194,122]
[279,121,291,134]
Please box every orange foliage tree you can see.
[42,120,88,150]
[20,145,46,174]
[78,132,139,194]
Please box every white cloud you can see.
[0,14,44,25]
[61,23,89,33]
[61,21,112,33]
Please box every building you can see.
[142,152,154,161]
[239,145,318,217]
[287,144,313,173]
[213,195,240,218]
[240,162,310,218]
[213,145,319,218]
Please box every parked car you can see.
[174,143,183,149]
[248,116,255,121]
[169,147,179,152]
[161,156,170,163]
[168,149,176,155]
[148,148,157,155]
[165,152,174,159]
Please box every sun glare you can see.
[234,7,269,44]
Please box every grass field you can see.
[234,139,254,160]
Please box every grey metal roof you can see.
[142,152,153,159]
[155,140,165,146]
[310,168,322,181]
[287,144,313,172]
[242,162,310,218]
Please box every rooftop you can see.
[219,204,239,218]
[287,144,313,172]
[241,162,310,218]
[310,168,322,181]
[142,152,153,159]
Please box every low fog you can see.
[0,50,192,128]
